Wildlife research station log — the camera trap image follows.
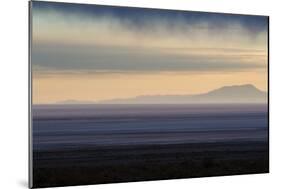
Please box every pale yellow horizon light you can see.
[32,71,267,104]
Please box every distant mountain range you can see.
[56,84,267,104]
[56,100,94,104]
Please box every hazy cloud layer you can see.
[32,44,266,75]
[32,1,268,75]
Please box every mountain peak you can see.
[207,84,262,94]
[199,84,266,102]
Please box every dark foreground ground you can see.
[33,140,268,188]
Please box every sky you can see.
[31,1,268,104]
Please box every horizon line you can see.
[33,83,267,105]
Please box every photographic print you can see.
[30,1,269,188]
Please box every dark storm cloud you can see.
[32,1,268,35]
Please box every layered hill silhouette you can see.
[56,84,267,104]
[98,84,267,104]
